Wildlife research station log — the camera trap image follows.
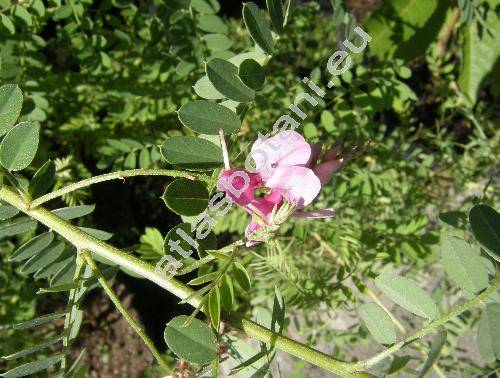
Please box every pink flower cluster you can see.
[217,131,342,245]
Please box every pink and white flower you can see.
[217,131,343,246]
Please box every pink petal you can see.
[312,159,343,185]
[250,131,311,172]
[308,142,323,167]
[292,209,336,219]
[217,169,261,205]
[264,166,321,208]
[247,191,283,217]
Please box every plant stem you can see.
[0,186,356,376]
[81,249,170,372]
[353,275,500,371]
[365,288,446,378]
[30,169,211,208]
[176,240,245,276]
[2,185,498,377]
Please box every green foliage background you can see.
[0,0,498,376]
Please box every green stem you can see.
[30,169,211,208]
[176,240,245,276]
[354,275,500,371]
[365,288,446,378]
[3,185,498,376]
[81,249,170,372]
[0,186,356,376]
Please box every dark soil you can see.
[71,272,194,378]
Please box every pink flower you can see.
[217,130,342,246]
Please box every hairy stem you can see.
[81,249,170,372]
[365,288,446,377]
[0,186,357,376]
[354,275,500,370]
[30,169,211,207]
[2,185,498,376]
[176,240,245,276]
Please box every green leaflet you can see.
[459,0,500,104]
[441,236,489,294]
[243,2,274,55]
[164,315,218,365]
[0,84,23,136]
[238,59,265,90]
[206,59,255,103]
[160,136,223,171]
[266,0,284,34]
[2,354,64,378]
[163,179,209,216]
[469,204,500,262]
[178,100,241,135]
[359,302,397,344]
[0,121,40,171]
[476,303,500,363]
[375,273,440,320]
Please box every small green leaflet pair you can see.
[164,286,285,371]
[0,84,39,171]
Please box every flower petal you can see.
[250,131,311,172]
[264,166,321,208]
[292,209,336,219]
[308,142,323,166]
[217,168,261,205]
[247,191,283,218]
[312,159,343,185]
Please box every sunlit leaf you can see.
[360,302,396,344]
[208,287,221,329]
[0,121,39,171]
[243,2,274,55]
[0,84,23,136]
[206,59,255,102]
[233,262,251,291]
[2,354,64,378]
[163,179,209,216]
[164,315,218,365]
[375,273,440,320]
[178,100,241,135]
[441,236,488,294]
[161,136,223,171]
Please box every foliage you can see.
[0,0,499,377]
